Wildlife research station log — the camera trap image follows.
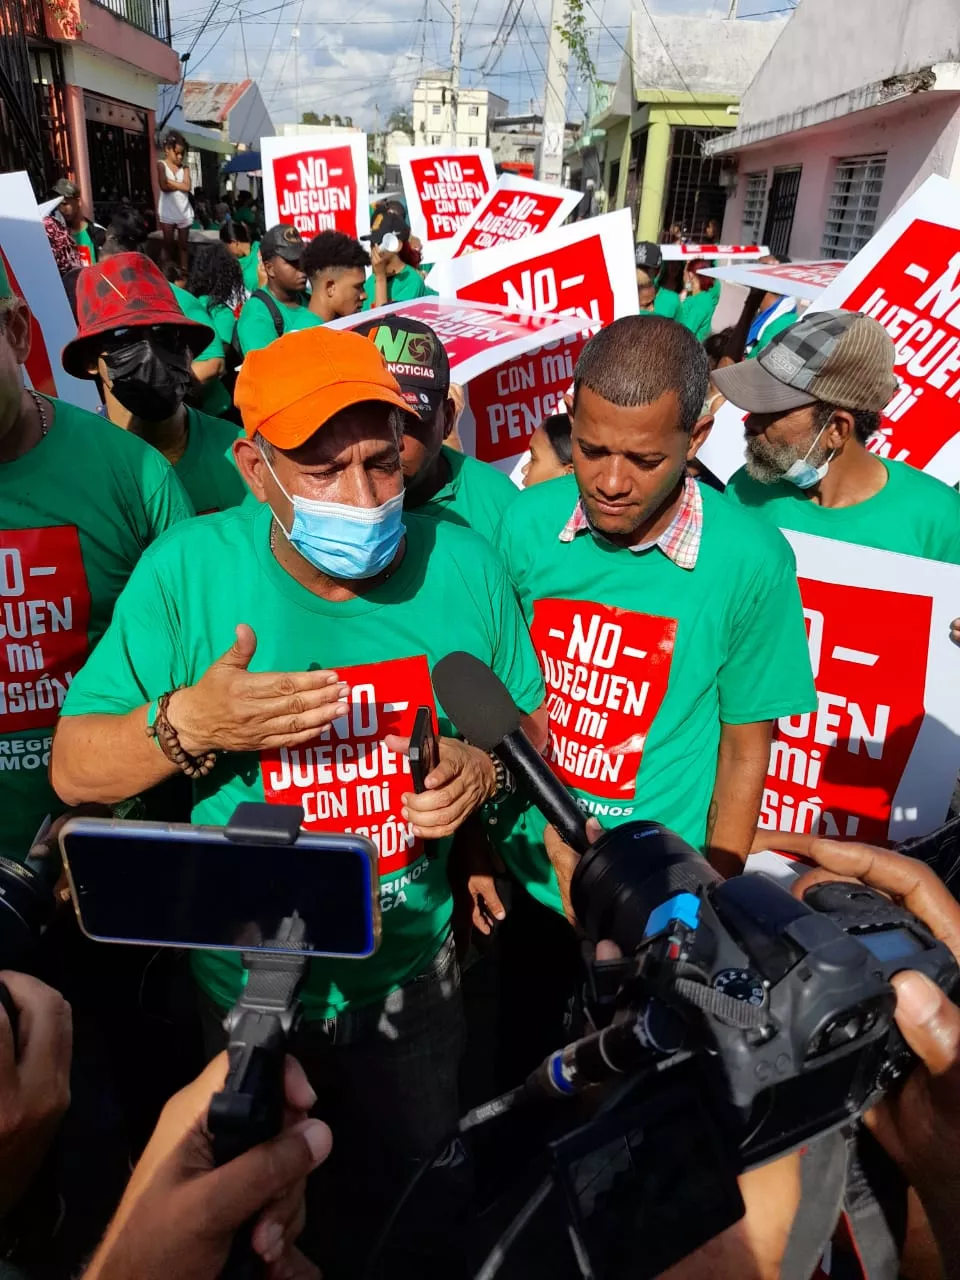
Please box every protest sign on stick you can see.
[398,146,496,255]
[260,134,370,240]
[445,174,581,258]
[758,530,960,846]
[426,209,639,330]
[807,174,960,483]
[0,172,98,412]
[702,260,845,299]
[331,298,586,475]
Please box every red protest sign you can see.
[809,176,960,481]
[261,134,370,240]
[660,243,769,260]
[399,146,496,252]
[761,578,928,844]
[426,210,639,331]
[0,526,92,735]
[531,598,677,801]
[448,175,581,258]
[760,530,960,846]
[260,655,436,872]
[468,331,587,464]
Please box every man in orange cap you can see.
[52,324,545,1276]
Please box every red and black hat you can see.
[61,252,214,379]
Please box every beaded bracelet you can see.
[150,689,218,779]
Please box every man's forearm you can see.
[706,721,772,877]
[51,707,179,807]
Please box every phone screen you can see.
[60,818,380,958]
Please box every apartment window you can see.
[821,154,886,260]
[431,104,441,115]
[741,172,767,243]
[468,104,479,117]
[468,135,479,146]
[430,134,441,145]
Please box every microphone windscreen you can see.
[432,651,521,750]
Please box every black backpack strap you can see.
[251,288,285,339]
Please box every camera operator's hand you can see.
[388,735,497,840]
[950,616,960,647]
[543,820,603,924]
[166,624,349,756]
[0,972,72,1218]
[82,1051,331,1280]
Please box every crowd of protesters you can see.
[5,146,960,1280]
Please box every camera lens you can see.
[571,821,721,953]
[0,856,57,970]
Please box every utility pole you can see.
[450,0,461,147]
[539,0,569,184]
[293,26,301,127]
[727,0,737,17]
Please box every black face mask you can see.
[104,338,191,422]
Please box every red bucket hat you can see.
[61,251,215,379]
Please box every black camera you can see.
[0,847,60,972]
[506,821,959,1279]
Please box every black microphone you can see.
[431,651,589,853]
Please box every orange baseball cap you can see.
[235,325,412,448]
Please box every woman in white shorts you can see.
[157,130,193,273]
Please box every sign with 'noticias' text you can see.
[758,531,960,847]
[426,209,638,331]
[808,175,960,483]
[329,298,586,475]
[445,174,581,258]
[398,145,497,254]
[260,133,370,241]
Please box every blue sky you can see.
[169,0,795,132]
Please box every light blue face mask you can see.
[261,452,405,580]
[782,423,837,491]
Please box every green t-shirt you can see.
[726,458,960,562]
[363,265,437,309]
[408,446,518,544]
[61,506,544,1018]
[234,206,257,227]
[492,475,817,913]
[641,289,680,320]
[236,291,322,356]
[71,224,98,266]
[678,281,721,341]
[239,244,261,295]
[174,408,246,514]
[0,398,193,860]
[171,284,232,418]
[197,295,239,348]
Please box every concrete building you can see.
[4,0,179,222]
[412,72,508,148]
[183,80,274,150]
[279,122,362,136]
[370,128,413,191]
[594,9,786,242]
[709,0,960,259]
[489,113,581,177]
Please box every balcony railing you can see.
[88,0,171,42]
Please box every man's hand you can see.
[83,1052,331,1280]
[387,735,495,840]
[370,244,388,279]
[462,836,507,935]
[950,617,960,647]
[543,820,602,925]
[0,972,72,1217]
[167,624,349,755]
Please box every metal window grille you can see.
[468,105,479,117]
[468,135,478,146]
[821,154,886,260]
[741,172,767,243]
[661,127,732,240]
[88,0,171,42]
[0,0,72,199]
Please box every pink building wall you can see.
[721,93,960,259]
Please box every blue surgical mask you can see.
[782,424,836,491]
[261,452,405,579]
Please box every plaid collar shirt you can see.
[558,473,703,570]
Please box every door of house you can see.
[85,93,154,226]
[763,167,802,258]
[0,0,71,198]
